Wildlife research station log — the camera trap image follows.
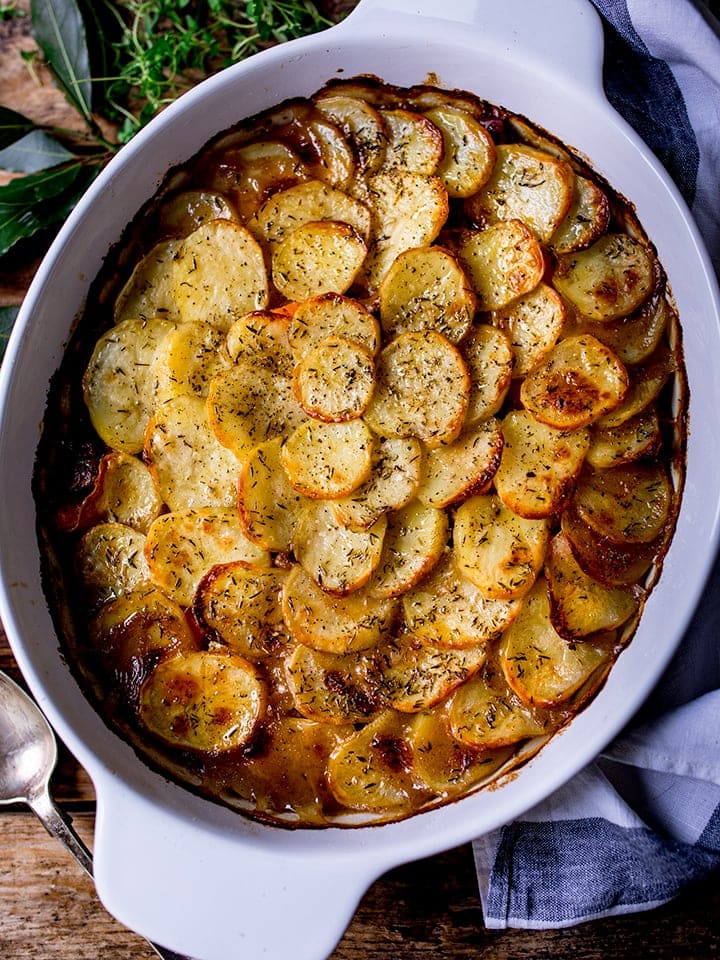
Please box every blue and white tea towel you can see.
[473,0,720,928]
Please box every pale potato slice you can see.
[292,335,375,422]
[553,234,656,322]
[401,553,522,648]
[494,409,590,518]
[423,106,496,198]
[206,140,307,221]
[77,522,151,610]
[545,532,639,640]
[415,419,504,508]
[207,363,305,462]
[595,345,674,428]
[152,320,231,403]
[144,395,240,511]
[549,175,610,254]
[172,219,269,331]
[461,324,514,425]
[281,418,374,499]
[281,564,398,653]
[378,245,475,343]
[238,437,306,551]
[448,668,549,751]
[587,406,661,469]
[374,635,486,712]
[363,330,470,447]
[465,143,574,241]
[573,463,673,545]
[83,316,176,454]
[285,644,379,723]
[454,494,550,600]
[139,650,266,752]
[303,117,356,189]
[293,500,386,596]
[145,507,269,606]
[157,189,237,237]
[114,239,182,324]
[492,282,566,378]
[499,579,614,708]
[520,334,629,429]
[313,93,388,173]
[369,501,449,599]
[271,220,367,301]
[249,180,371,249]
[580,293,670,366]
[379,108,444,174]
[560,504,659,587]
[331,437,423,531]
[226,309,295,377]
[288,293,380,359]
[194,561,289,659]
[457,220,544,311]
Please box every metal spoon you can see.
[0,669,188,960]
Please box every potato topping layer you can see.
[36,77,685,827]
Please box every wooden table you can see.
[1,6,719,959]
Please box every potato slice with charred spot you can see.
[553,234,656,323]
[144,395,240,511]
[520,334,629,430]
[493,282,566,378]
[172,219,269,331]
[205,140,307,222]
[549,175,610,254]
[194,562,288,659]
[466,143,574,241]
[313,93,388,174]
[288,292,380,360]
[454,494,550,600]
[545,532,639,640]
[423,106,496,198]
[145,508,269,606]
[293,500,386,596]
[77,522,151,610]
[139,650,267,753]
[282,564,398,654]
[596,345,675,429]
[495,409,590,519]
[226,309,295,377]
[401,553,522,648]
[415,419,504,509]
[114,239,182,324]
[238,437,306,551]
[573,463,673,546]
[378,245,475,343]
[499,579,615,708]
[461,324,514,426]
[369,501,449,600]
[152,320,231,404]
[448,668,549,751]
[560,503,659,587]
[285,644,379,724]
[157,189,237,238]
[457,220,544,311]
[579,293,670,367]
[271,220,367,301]
[84,316,176,454]
[293,335,375,422]
[587,406,661,469]
[364,330,470,448]
[379,108,444,175]
[281,418,374,499]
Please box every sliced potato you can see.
[457,220,544,311]
[157,189,237,237]
[313,93,387,173]
[379,108,444,175]
[139,650,266,752]
[152,320,231,403]
[271,220,367,300]
[302,117,356,189]
[573,463,673,545]
[293,335,375,422]
[77,522,151,610]
[368,500,449,599]
[114,239,182,324]
[579,293,671,367]
[288,292,380,359]
[415,419,504,508]
[83,316,175,454]
[285,644,379,723]
[281,418,374,499]
[454,494,549,600]
[206,140,307,221]
[461,324,514,425]
[363,330,470,447]
[448,668,549,751]
[378,245,475,343]
[492,281,566,378]
[226,309,295,377]
[587,406,661,469]
[423,106,496,197]
[560,504,659,587]
[549,175,610,254]
[595,344,675,428]
[281,563,398,654]
[238,437,306,551]
[494,409,590,518]
[172,219,269,331]
[145,508,269,606]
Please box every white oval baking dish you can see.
[0,1,718,958]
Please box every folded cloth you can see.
[473,0,720,929]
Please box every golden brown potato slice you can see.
[595,344,675,429]
[560,504,659,587]
[83,316,176,454]
[466,143,574,241]
[401,553,522,648]
[579,293,671,367]
[302,117,356,189]
[573,463,673,545]
[520,334,629,429]
[331,437,423,531]
[461,324,514,425]
[139,650,267,753]
[144,395,241,511]
[157,189,237,237]
[285,644,379,724]
[172,219,269,331]
[281,418,373,499]
[226,309,295,376]
[454,493,550,600]
[495,410,590,519]
[77,522,151,610]
[145,508,269,606]
[271,221,367,301]
[587,406,661,469]
[423,106,496,198]
[545,532,639,640]
[368,500,449,600]
[364,330,470,447]
[281,564,398,654]
[415,419,504,508]
[238,437,306,551]
[379,108,444,175]
[194,561,288,659]
[292,335,375,422]
[499,579,614,708]
[288,292,380,360]
[492,282,566,378]
[457,220,544,311]
[313,93,388,174]
[549,175,610,254]
[152,320,231,403]
[293,500,386,596]
[553,234,656,323]
[114,239,182,324]
[378,245,475,343]
[448,667,549,751]
[206,140,307,222]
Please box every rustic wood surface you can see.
[1,5,719,959]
